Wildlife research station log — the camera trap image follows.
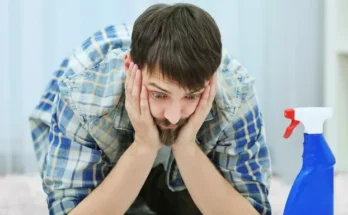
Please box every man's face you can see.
[141,67,208,146]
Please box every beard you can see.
[153,117,189,146]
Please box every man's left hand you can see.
[173,72,218,149]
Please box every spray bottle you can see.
[283,107,336,215]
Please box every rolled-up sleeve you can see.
[212,83,272,215]
[43,93,110,215]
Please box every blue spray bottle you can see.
[283,107,336,215]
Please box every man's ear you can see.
[124,52,132,71]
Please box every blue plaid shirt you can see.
[29,24,272,215]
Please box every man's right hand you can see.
[125,62,162,151]
[69,63,162,215]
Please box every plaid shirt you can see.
[29,24,272,215]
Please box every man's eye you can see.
[152,92,166,99]
[186,94,199,100]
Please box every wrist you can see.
[133,140,162,155]
[172,141,197,156]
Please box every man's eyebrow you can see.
[188,88,205,94]
[148,83,171,94]
[148,82,204,95]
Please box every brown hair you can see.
[130,3,222,91]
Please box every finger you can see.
[131,69,142,113]
[125,62,134,89]
[197,85,211,110]
[127,62,134,76]
[187,86,210,127]
[132,69,142,97]
[140,85,150,117]
[127,64,137,95]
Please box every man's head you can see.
[125,3,222,145]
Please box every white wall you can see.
[264,0,325,183]
[0,0,324,183]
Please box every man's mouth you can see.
[159,124,177,129]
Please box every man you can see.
[29,3,272,215]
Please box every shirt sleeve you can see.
[42,92,111,215]
[30,24,133,215]
[211,81,272,215]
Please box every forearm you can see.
[172,143,259,215]
[69,141,158,215]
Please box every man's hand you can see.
[173,72,218,149]
[125,62,162,151]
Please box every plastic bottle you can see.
[282,107,336,215]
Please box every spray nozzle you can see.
[283,107,332,138]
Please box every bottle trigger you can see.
[284,120,300,138]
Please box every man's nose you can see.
[164,102,181,125]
